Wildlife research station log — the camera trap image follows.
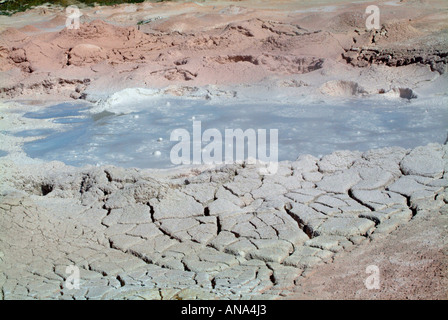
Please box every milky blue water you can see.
[16,98,448,169]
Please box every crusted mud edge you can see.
[0,142,447,300]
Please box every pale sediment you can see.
[0,0,447,101]
[0,142,446,300]
[0,0,447,301]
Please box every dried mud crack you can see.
[0,143,446,300]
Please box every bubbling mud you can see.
[10,96,448,169]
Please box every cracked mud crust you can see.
[0,143,447,300]
[0,0,447,301]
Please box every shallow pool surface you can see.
[20,98,448,169]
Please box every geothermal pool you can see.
[9,97,448,169]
